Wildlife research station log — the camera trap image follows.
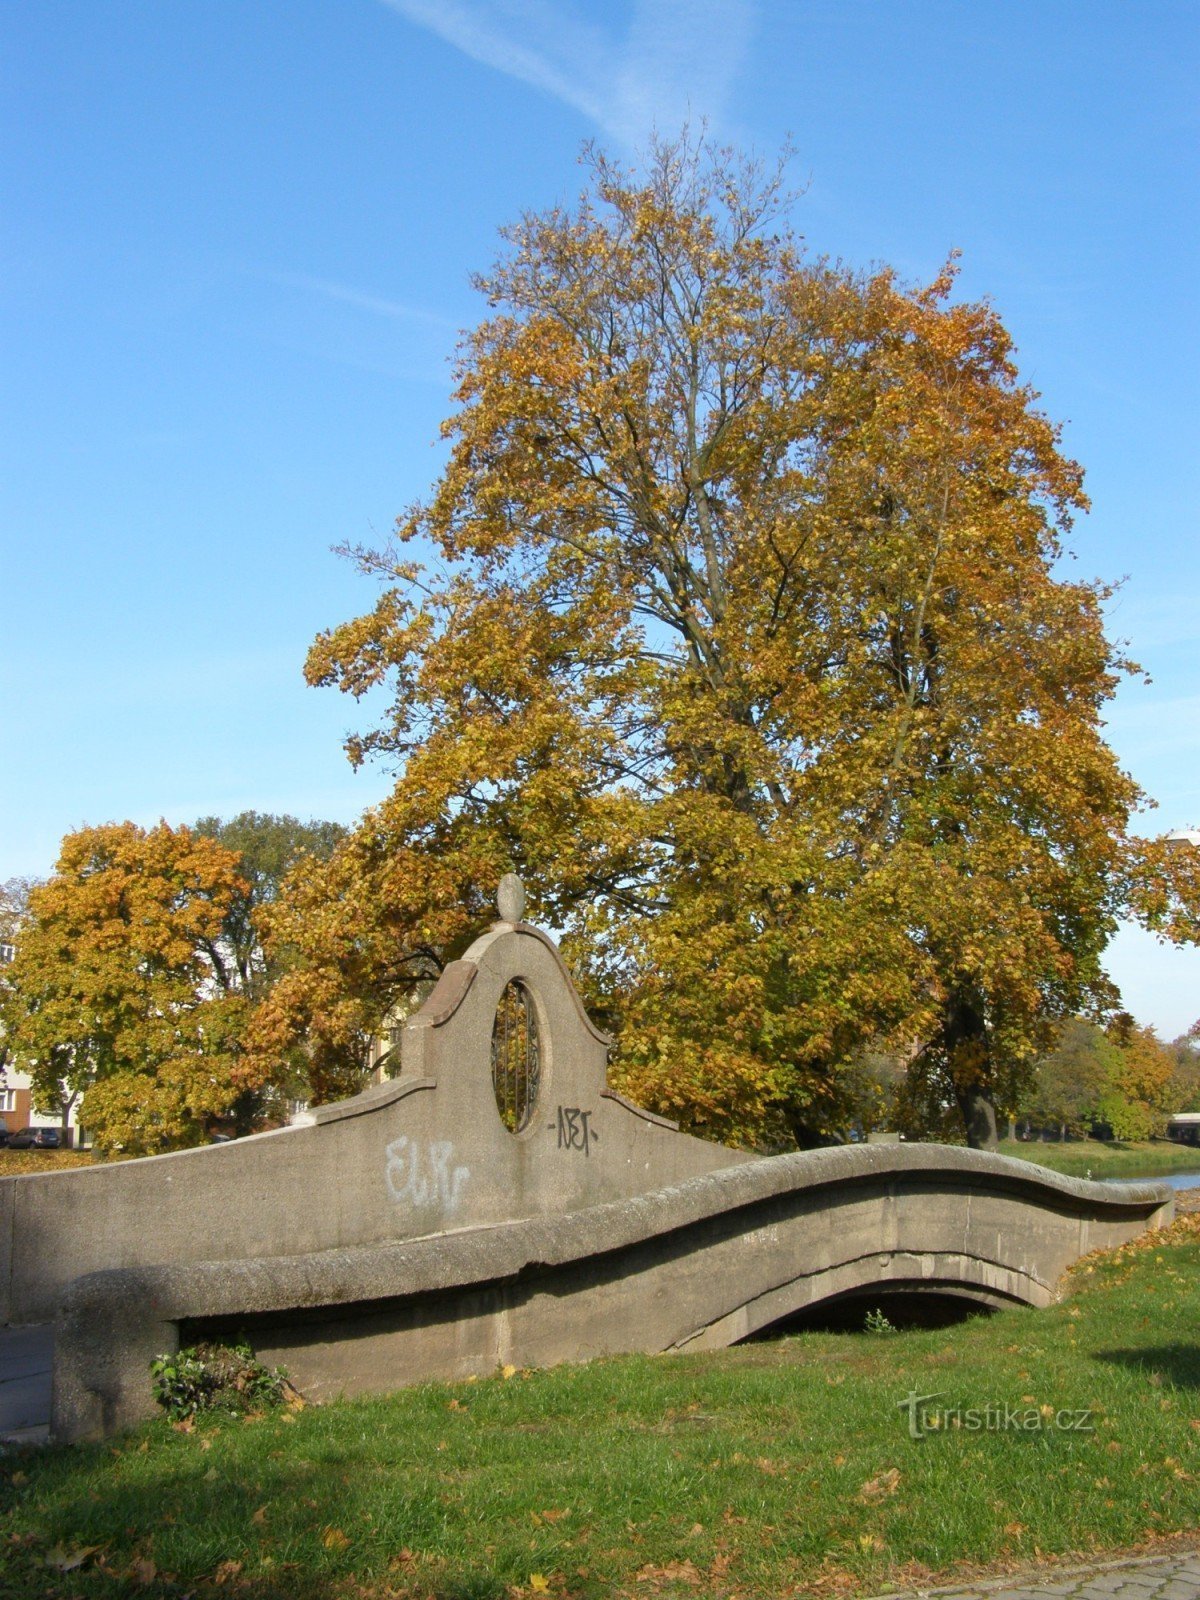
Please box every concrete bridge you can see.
[0,879,1173,1443]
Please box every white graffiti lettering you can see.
[384,1136,471,1212]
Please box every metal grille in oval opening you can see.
[491,980,542,1133]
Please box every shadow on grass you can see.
[1093,1344,1200,1390]
[2,1433,518,1600]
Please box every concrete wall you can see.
[50,1143,1173,1442]
[2,916,746,1326]
[5,892,1176,1444]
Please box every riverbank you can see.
[2,1209,1197,1597]
[997,1138,1200,1181]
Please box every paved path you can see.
[873,1549,1200,1600]
[0,1323,52,1446]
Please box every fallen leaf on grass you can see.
[44,1544,100,1573]
[388,1548,416,1570]
[1003,1522,1026,1538]
[635,1558,702,1587]
[858,1533,885,1554]
[251,1505,268,1526]
[501,1364,518,1380]
[171,1417,194,1434]
[858,1467,901,1503]
[529,1575,551,1593]
[129,1555,157,1585]
[322,1527,351,1551]
[213,1558,243,1584]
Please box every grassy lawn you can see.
[997,1138,1200,1181]
[2,1215,1198,1598]
[0,1148,98,1176]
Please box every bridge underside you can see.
[52,1146,1171,1440]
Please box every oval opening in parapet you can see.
[491,979,542,1134]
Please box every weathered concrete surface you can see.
[0,1324,52,1447]
[51,1144,1171,1442]
[2,918,744,1327]
[6,893,1175,1445]
[870,1548,1200,1600]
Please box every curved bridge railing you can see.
[52,1143,1171,1442]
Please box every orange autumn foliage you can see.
[250,135,1200,1148]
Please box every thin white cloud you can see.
[377,0,756,147]
[261,268,459,330]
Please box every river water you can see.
[1098,1170,1200,1189]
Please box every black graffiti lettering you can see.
[556,1105,594,1155]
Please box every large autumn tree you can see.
[0,816,347,1152]
[254,135,1200,1148]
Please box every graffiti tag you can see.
[554,1106,596,1156]
[385,1135,470,1212]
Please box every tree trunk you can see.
[955,1079,999,1151]
[943,991,999,1151]
[59,1089,78,1149]
[785,1107,844,1150]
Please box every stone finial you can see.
[497,873,526,924]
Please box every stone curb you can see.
[866,1547,1200,1600]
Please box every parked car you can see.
[0,1127,11,1148]
[6,1127,60,1150]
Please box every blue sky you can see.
[2,1,1197,1034]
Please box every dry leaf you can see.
[322,1527,351,1551]
[859,1467,901,1503]
[130,1555,157,1586]
[635,1558,702,1586]
[251,1505,268,1526]
[214,1557,243,1584]
[529,1575,551,1594]
[501,1364,518,1380]
[44,1545,99,1573]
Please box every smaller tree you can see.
[1095,1016,1176,1140]
[0,878,40,1076]
[1015,1018,1114,1139]
[0,823,265,1154]
[1169,1033,1200,1113]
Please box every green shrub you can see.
[150,1341,291,1420]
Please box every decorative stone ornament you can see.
[497,872,525,924]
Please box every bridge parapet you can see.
[51,1142,1171,1442]
[0,878,1173,1443]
